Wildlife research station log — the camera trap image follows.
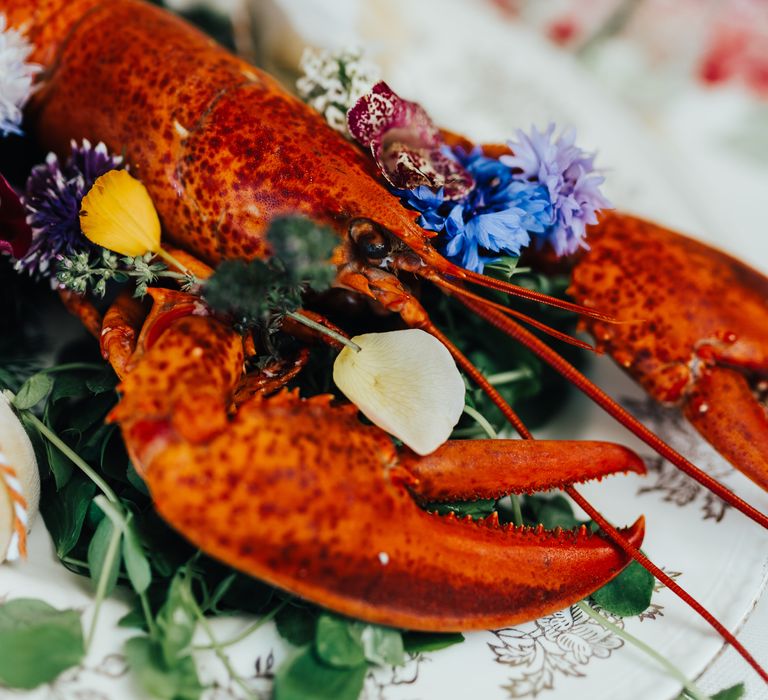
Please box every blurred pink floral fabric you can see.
[492,0,768,99]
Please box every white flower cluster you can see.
[296,46,381,136]
[0,14,40,136]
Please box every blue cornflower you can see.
[400,148,552,273]
[18,139,123,276]
[502,124,611,256]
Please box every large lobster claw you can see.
[106,299,645,631]
[570,213,768,491]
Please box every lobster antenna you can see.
[429,275,598,352]
[422,306,768,682]
[457,293,768,530]
[567,485,768,685]
[441,264,622,324]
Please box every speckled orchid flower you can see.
[347,81,474,200]
[0,173,32,259]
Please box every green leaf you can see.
[0,599,84,689]
[276,604,318,646]
[711,684,745,700]
[401,631,464,653]
[88,515,122,597]
[361,626,405,667]
[525,494,582,529]
[86,368,118,394]
[274,646,367,700]
[124,636,203,700]
[50,372,90,403]
[156,573,197,665]
[13,372,53,409]
[39,476,96,557]
[678,683,745,700]
[591,560,654,617]
[427,498,496,520]
[44,438,74,490]
[315,614,366,668]
[122,520,152,594]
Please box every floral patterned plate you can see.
[2,1,768,698]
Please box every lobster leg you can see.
[684,365,768,491]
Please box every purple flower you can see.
[347,81,473,199]
[502,124,611,256]
[401,148,552,273]
[0,173,32,258]
[18,139,123,276]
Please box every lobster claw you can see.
[108,304,646,631]
[570,213,768,491]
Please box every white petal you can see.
[0,393,40,562]
[333,329,465,455]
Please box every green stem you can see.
[86,524,123,651]
[189,598,257,699]
[509,494,523,527]
[575,602,712,700]
[286,311,361,352]
[140,592,158,638]
[485,368,533,386]
[192,599,289,651]
[21,409,120,504]
[38,363,106,374]
[462,404,497,439]
[155,247,194,277]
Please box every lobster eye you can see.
[349,219,391,261]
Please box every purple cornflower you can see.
[18,139,123,276]
[400,147,552,273]
[502,124,611,256]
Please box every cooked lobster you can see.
[2,0,767,677]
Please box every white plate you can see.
[2,1,768,698]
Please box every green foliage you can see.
[591,561,655,617]
[203,257,303,334]
[124,636,203,700]
[401,631,465,653]
[427,498,496,519]
[274,646,367,700]
[315,614,366,668]
[710,684,745,700]
[0,599,84,689]
[268,217,339,292]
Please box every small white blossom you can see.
[0,14,40,136]
[296,46,381,136]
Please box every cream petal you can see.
[333,329,465,455]
[0,393,40,562]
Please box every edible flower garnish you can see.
[0,173,32,258]
[0,14,39,137]
[502,124,611,256]
[78,169,194,286]
[18,140,123,276]
[400,148,552,273]
[79,169,161,257]
[0,392,39,562]
[297,46,381,135]
[333,329,465,455]
[347,81,474,199]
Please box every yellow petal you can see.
[0,394,39,563]
[333,329,465,455]
[79,169,161,257]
